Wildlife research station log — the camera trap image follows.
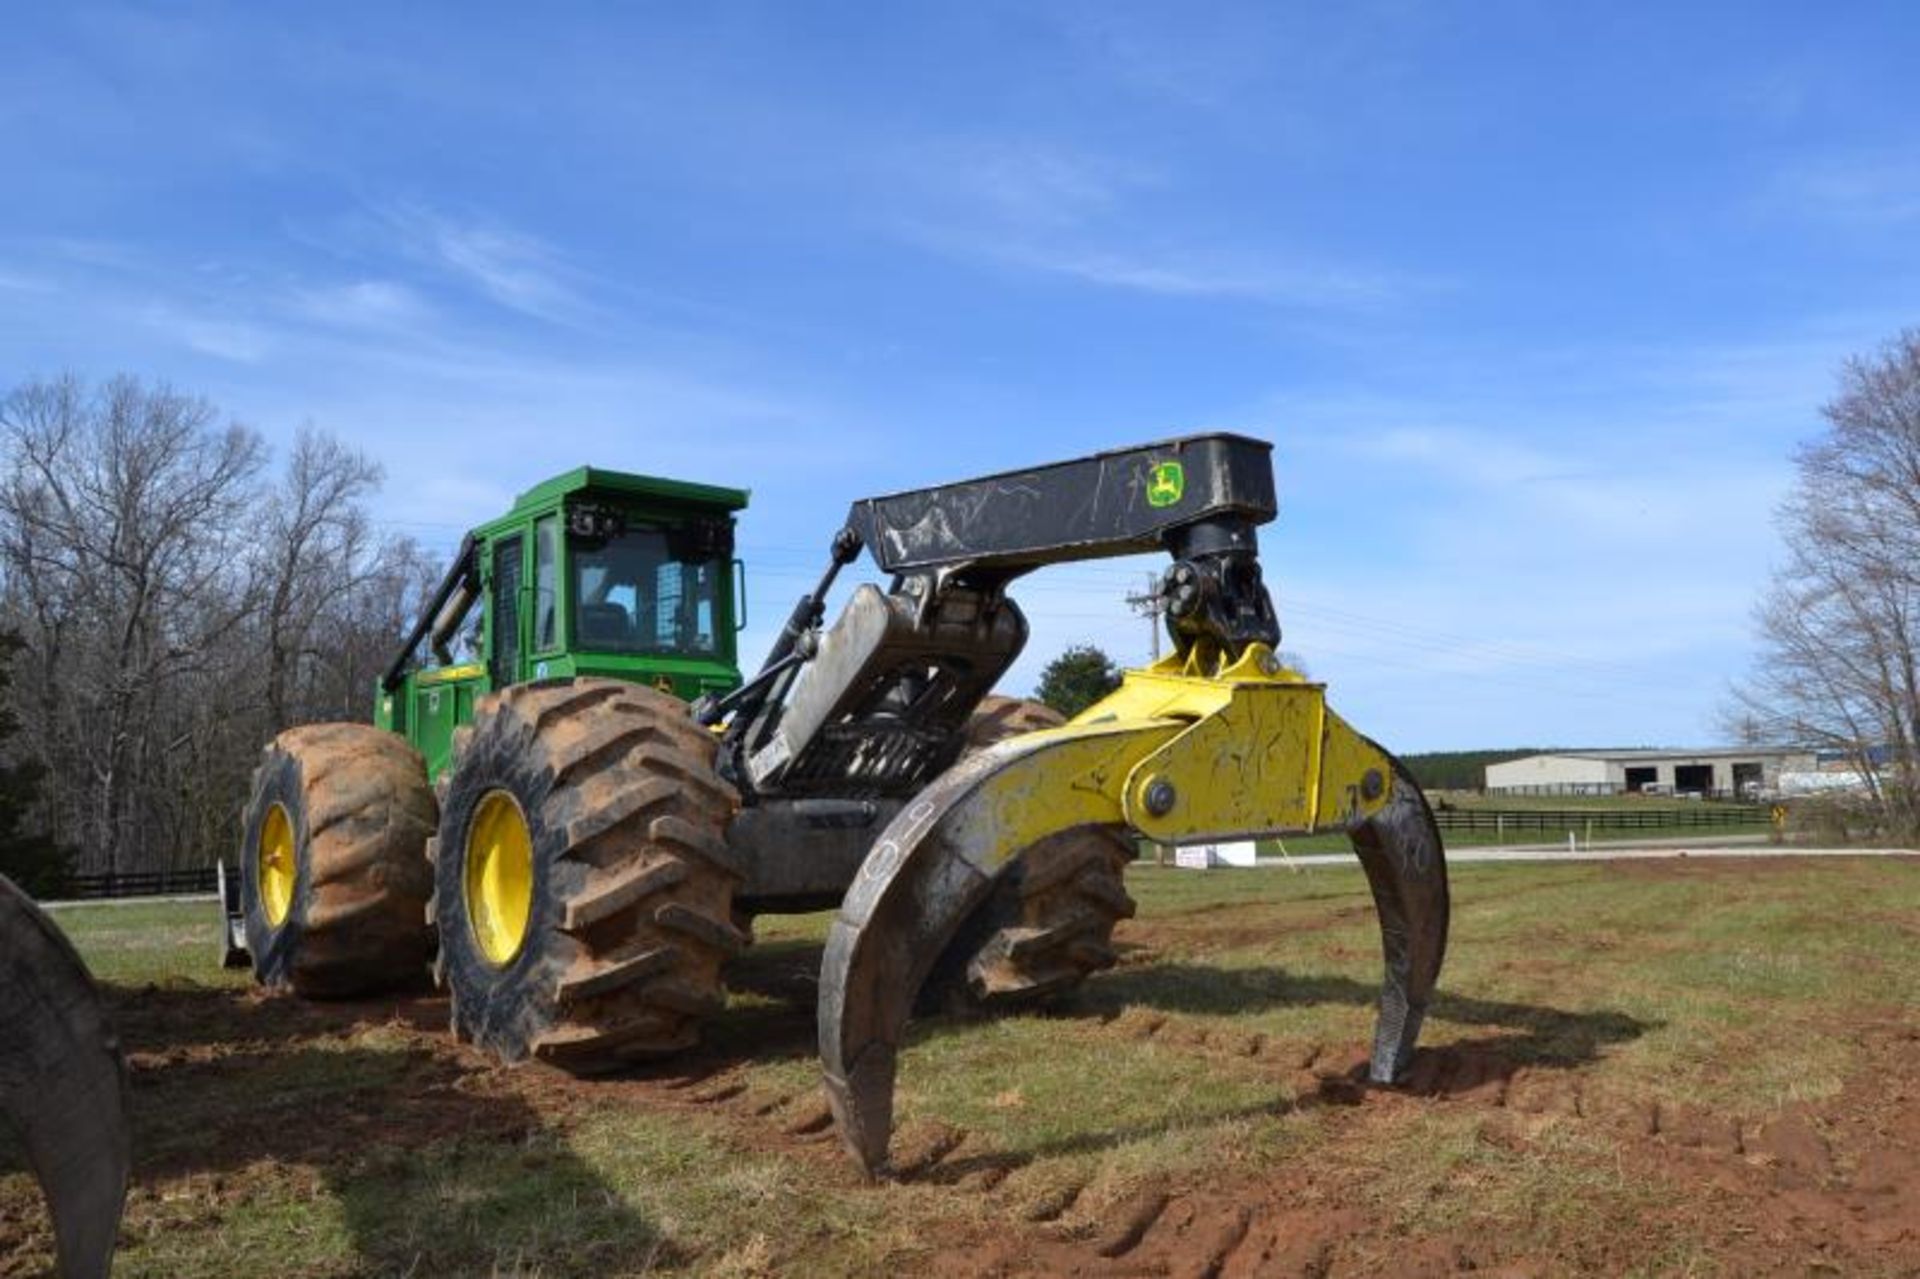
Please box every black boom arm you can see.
[844,432,1277,578]
[715,433,1286,800]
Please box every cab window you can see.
[533,515,559,651]
[572,527,722,656]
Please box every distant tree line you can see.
[0,374,438,886]
[1731,329,1920,840]
[1398,749,1543,792]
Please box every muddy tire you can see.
[240,723,438,998]
[430,679,742,1071]
[1,875,130,1279]
[923,696,1137,1011]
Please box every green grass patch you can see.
[42,899,250,987]
[12,855,1920,1275]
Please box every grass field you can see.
[5,857,1919,1276]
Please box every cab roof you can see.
[510,466,750,515]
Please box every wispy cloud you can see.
[1239,332,1854,747]
[990,241,1399,304]
[293,279,434,331]
[1047,4,1293,111]
[1773,150,1920,224]
[0,233,843,512]
[43,238,143,270]
[888,138,1401,306]
[367,203,589,325]
[1363,425,1575,488]
[922,141,1150,228]
[136,301,271,363]
[0,268,51,293]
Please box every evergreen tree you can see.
[1035,644,1123,718]
[0,630,73,897]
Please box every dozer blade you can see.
[817,647,1448,1174]
[0,875,130,1279]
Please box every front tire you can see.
[239,724,438,997]
[430,679,743,1071]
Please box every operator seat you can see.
[579,602,631,648]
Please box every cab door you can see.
[489,534,524,688]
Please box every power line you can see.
[1123,571,1166,660]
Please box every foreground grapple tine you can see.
[819,725,1164,1172]
[817,655,1451,1174]
[1348,757,1450,1082]
[0,875,130,1279]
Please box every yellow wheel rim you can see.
[258,802,296,927]
[464,790,534,966]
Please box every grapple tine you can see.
[816,664,1451,1175]
[1348,756,1450,1082]
[818,729,1150,1174]
[0,875,130,1279]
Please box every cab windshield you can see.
[571,528,723,656]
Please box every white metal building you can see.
[1484,748,1814,798]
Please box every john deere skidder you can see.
[228,432,1449,1174]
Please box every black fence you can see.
[50,804,1776,897]
[1432,806,1769,834]
[60,865,221,900]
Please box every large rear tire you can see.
[430,679,743,1071]
[923,696,1137,1011]
[240,723,437,997]
[0,875,129,1279]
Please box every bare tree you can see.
[0,375,264,873]
[1731,329,1920,838]
[254,428,384,729]
[311,534,440,721]
[0,374,431,876]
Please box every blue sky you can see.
[3,3,1916,751]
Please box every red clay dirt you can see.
[4,858,1918,1276]
[924,1018,1920,1277]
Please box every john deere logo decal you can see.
[1147,460,1185,508]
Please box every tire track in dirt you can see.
[79,929,1920,1277]
[916,1015,1920,1276]
[548,995,1920,1274]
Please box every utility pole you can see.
[1125,571,1165,661]
[1124,570,1172,866]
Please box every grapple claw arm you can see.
[1348,756,1450,1082]
[817,651,1450,1174]
[0,875,130,1279]
[819,722,1168,1172]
